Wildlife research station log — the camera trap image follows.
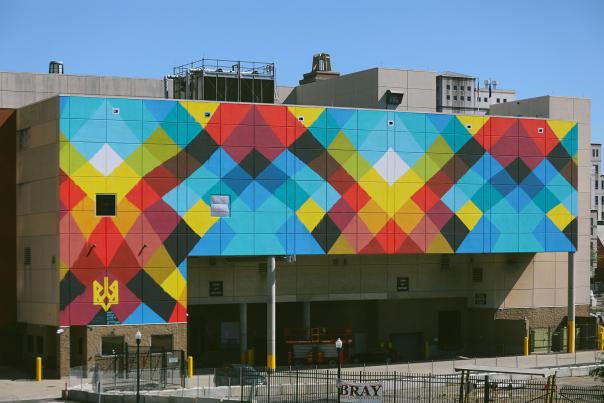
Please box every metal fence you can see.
[239,368,604,403]
[87,346,186,392]
[531,323,600,353]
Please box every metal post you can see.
[483,375,490,403]
[267,256,276,370]
[136,338,140,403]
[304,302,311,340]
[568,252,576,353]
[337,347,342,403]
[240,303,248,364]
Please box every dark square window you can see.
[484,97,488,102]
[467,96,471,101]
[474,293,487,305]
[446,84,450,90]
[596,180,599,189]
[453,85,457,90]
[497,98,500,103]
[467,86,471,91]
[151,335,173,352]
[503,98,507,102]
[453,96,457,101]
[96,194,116,216]
[101,336,124,355]
[446,95,450,100]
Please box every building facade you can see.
[436,72,516,115]
[0,66,591,377]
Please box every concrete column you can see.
[267,256,276,370]
[240,303,247,364]
[304,302,311,340]
[568,252,575,353]
[57,327,70,378]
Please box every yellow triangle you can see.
[547,120,575,140]
[290,106,324,127]
[72,161,103,178]
[456,116,486,135]
[146,246,177,268]
[328,234,355,254]
[184,101,219,124]
[71,209,102,235]
[183,209,219,236]
[394,213,424,233]
[426,233,453,253]
[328,130,355,150]
[71,176,106,200]
[428,135,453,154]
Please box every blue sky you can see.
[1,0,602,141]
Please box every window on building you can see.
[467,86,471,91]
[594,149,597,157]
[601,211,604,220]
[151,335,173,352]
[503,98,507,102]
[596,196,599,205]
[453,85,457,90]
[472,267,483,283]
[467,96,471,101]
[596,180,599,189]
[446,84,450,90]
[101,336,124,356]
[484,97,488,102]
[446,95,450,100]
[496,98,500,103]
[96,194,116,216]
[453,96,457,100]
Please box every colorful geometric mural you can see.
[58,96,577,325]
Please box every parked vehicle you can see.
[214,364,266,386]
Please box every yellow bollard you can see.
[187,356,193,378]
[567,320,575,353]
[267,354,276,370]
[523,336,529,356]
[599,329,604,351]
[35,356,42,381]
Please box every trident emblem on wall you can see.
[93,276,119,311]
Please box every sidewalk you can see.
[0,367,66,402]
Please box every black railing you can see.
[92,346,185,391]
[239,368,604,403]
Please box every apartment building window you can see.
[596,196,599,205]
[453,96,457,100]
[453,85,457,90]
[596,165,599,174]
[467,96,471,101]
[497,98,501,103]
[601,211,604,220]
[446,84,450,90]
[467,86,471,91]
[447,95,450,100]
[472,267,483,283]
[596,180,599,189]
[503,98,507,102]
[484,97,488,102]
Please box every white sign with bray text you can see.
[339,381,383,403]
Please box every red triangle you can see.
[360,237,386,254]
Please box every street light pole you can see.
[336,338,342,403]
[135,330,142,403]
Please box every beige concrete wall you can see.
[288,68,437,113]
[16,97,60,326]
[0,72,165,109]
[187,252,581,312]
